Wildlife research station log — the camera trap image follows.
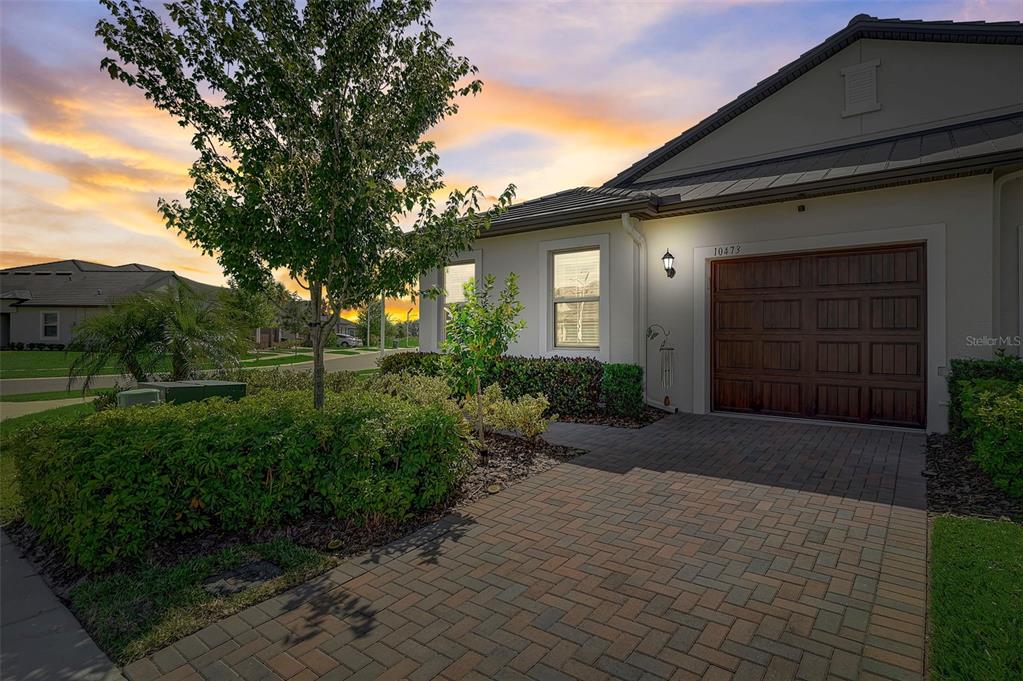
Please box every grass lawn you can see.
[0,350,116,379]
[0,388,104,402]
[0,402,96,525]
[931,515,1022,681]
[238,353,312,367]
[327,348,360,355]
[71,539,334,663]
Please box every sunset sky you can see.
[1,0,1019,319]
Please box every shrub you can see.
[602,363,644,418]
[13,390,470,570]
[92,388,119,412]
[462,384,555,440]
[497,356,603,416]
[378,351,443,377]
[221,367,359,396]
[948,355,1023,434]
[960,379,1023,498]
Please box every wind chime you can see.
[646,324,674,406]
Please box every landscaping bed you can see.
[925,433,1023,521]
[558,405,669,428]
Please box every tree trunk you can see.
[310,281,326,410]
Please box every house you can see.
[420,15,1023,432]
[0,259,222,347]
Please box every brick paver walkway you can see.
[125,414,928,681]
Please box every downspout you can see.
[993,169,1023,345]
[621,213,648,399]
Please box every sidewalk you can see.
[0,531,123,681]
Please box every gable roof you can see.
[604,14,1023,189]
[0,260,222,307]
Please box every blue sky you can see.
[1,0,1019,313]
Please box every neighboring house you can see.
[420,15,1023,432]
[0,259,222,346]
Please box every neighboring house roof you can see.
[0,259,222,307]
[484,111,1023,235]
[605,14,1023,188]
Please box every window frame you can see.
[41,311,59,339]
[538,234,609,361]
[437,250,482,343]
[551,247,601,349]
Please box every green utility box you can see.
[138,380,246,404]
[116,388,161,408]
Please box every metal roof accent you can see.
[603,14,1023,189]
[481,111,1023,237]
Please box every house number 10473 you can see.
[713,244,742,256]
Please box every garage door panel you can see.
[870,342,922,377]
[816,341,861,374]
[870,386,923,426]
[715,379,754,411]
[715,301,755,330]
[711,243,926,428]
[763,340,801,371]
[817,298,862,329]
[716,340,755,369]
[761,381,802,415]
[816,384,864,421]
[870,296,921,330]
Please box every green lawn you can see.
[0,389,104,402]
[931,515,1022,681]
[238,354,312,367]
[0,402,96,525]
[71,539,334,663]
[327,348,360,355]
[0,350,115,379]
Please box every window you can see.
[552,248,600,348]
[444,261,476,305]
[41,312,59,338]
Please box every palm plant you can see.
[68,284,249,390]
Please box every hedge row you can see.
[379,352,644,417]
[2,343,65,351]
[13,390,470,571]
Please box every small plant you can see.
[960,379,1023,497]
[441,274,525,445]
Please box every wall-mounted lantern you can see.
[661,250,676,278]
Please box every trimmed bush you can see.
[960,379,1023,498]
[378,351,443,377]
[13,390,470,571]
[602,363,644,418]
[948,355,1023,435]
[496,356,603,416]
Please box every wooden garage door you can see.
[711,243,926,428]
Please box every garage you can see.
[711,243,926,427]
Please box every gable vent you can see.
[841,59,881,117]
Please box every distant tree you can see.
[355,302,398,346]
[441,274,525,445]
[220,278,282,333]
[67,285,249,390]
[97,0,514,408]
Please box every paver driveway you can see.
[125,414,928,681]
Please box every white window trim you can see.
[437,249,482,343]
[691,222,947,432]
[538,234,610,361]
[40,311,59,339]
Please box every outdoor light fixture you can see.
[661,250,676,278]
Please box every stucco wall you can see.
[0,304,105,345]
[997,172,1023,345]
[423,174,1007,431]
[639,40,1023,181]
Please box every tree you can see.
[441,274,525,445]
[67,285,249,390]
[220,278,283,333]
[97,0,514,409]
[355,301,397,346]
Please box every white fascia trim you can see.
[691,222,948,432]
[538,233,610,362]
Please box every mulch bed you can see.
[558,405,670,428]
[924,433,1023,522]
[5,433,584,598]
